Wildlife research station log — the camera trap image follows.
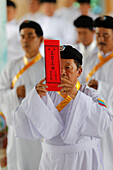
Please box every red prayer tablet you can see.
[44,39,61,91]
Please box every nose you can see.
[61,67,66,76]
[97,35,104,43]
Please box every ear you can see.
[39,36,44,45]
[77,67,82,78]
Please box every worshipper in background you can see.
[19,0,43,23]
[86,16,113,170]
[55,0,78,20]
[37,0,69,44]
[0,20,44,170]
[7,0,24,62]
[77,0,98,19]
[13,45,112,170]
[73,15,98,84]
[56,0,98,44]
[55,0,79,44]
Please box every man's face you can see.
[79,3,90,15]
[61,59,82,85]
[64,0,76,6]
[7,6,16,22]
[96,27,113,54]
[20,28,43,55]
[41,2,56,16]
[77,28,94,46]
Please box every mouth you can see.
[98,43,106,46]
[23,44,29,48]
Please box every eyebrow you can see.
[20,32,34,36]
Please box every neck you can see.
[25,51,39,59]
[102,50,113,55]
[65,4,73,8]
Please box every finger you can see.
[60,88,71,92]
[37,88,47,93]
[61,78,72,85]
[58,83,72,88]
[39,78,46,85]
[39,92,47,98]
[36,84,48,89]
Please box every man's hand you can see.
[35,78,48,98]
[88,79,98,90]
[16,85,26,98]
[58,78,78,99]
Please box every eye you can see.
[65,66,72,70]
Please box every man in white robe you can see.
[86,16,113,170]
[37,0,70,44]
[73,15,98,84]
[6,0,24,62]
[19,0,43,24]
[13,45,112,170]
[0,21,44,170]
[55,0,98,44]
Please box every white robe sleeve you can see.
[98,80,113,115]
[13,88,64,141]
[0,64,19,125]
[61,90,112,144]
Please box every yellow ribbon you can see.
[12,53,42,88]
[86,52,113,82]
[56,80,81,112]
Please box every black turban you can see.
[19,20,43,37]
[40,0,56,3]
[7,0,16,8]
[77,0,90,3]
[74,15,93,30]
[94,16,113,29]
[60,45,83,65]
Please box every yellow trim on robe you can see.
[11,53,42,88]
[86,52,113,82]
[56,95,72,112]
[23,56,29,65]
[56,80,81,112]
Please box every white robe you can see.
[37,14,69,44]
[0,57,44,170]
[86,51,113,170]
[19,12,43,24]
[6,20,25,62]
[13,84,112,170]
[74,41,98,84]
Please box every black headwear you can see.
[74,15,93,31]
[60,45,83,65]
[7,0,16,8]
[40,0,56,3]
[19,20,43,37]
[94,16,113,29]
[77,0,90,3]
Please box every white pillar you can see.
[0,0,7,73]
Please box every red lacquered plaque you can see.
[44,39,61,91]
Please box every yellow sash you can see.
[41,81,81,141]
[86,52,113,82]
[56,81,81,112]
[11,53,42,88]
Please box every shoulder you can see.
[80,84,104,102]
[1,57,23,75]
